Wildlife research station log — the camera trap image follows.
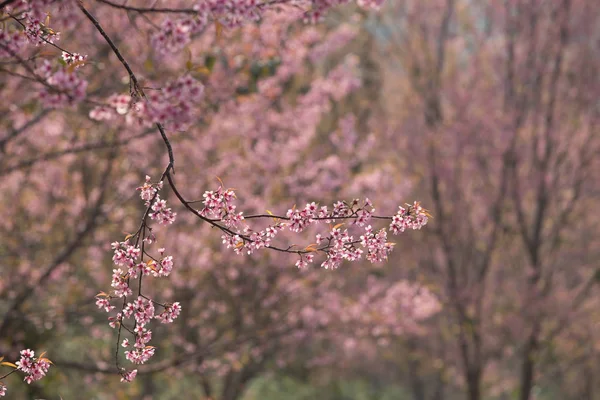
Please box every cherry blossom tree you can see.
[0,0,436,397]
[4,0,596,398]
[373,0,600,399]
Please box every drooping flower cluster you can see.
[295,253,315,268]
[111,242,140,274]
[15,349,52,384]
[122,296,156,364]
[108,268,130,299]
[96,177,182,381]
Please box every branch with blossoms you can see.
[96,173,429,380]
[168,174,429,266]
[72,0,428,382]
[0,350,52,398]
[3,0,424,385]
[0,40,89,108]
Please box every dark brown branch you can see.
[95,0,197,14]
[7,13,76,56]
[0,109,51,153]
[78,1,175,169]
[0,0,18,10]
[0,129,154,175]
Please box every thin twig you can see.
[95,0,197,14]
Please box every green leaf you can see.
[205,55,216,71]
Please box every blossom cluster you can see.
[136,175,177,224]
[22,10,60,45]
[151,0,263,54]
[138,175,162,204]
[201,185,244,227]
[120,369,138,383]
[149,0,385,55]
[15,349,51,384]
[89,94,131,121]
[390,202,429,234]
[195,185,428,269]
[96,177,181,381]
[155,302,182,324]
[150,196,177,225]
[90,75,204,130]
[61,51,86,67]
[123,297,156,364]
[145,74,205,130]
[320,227,363,269]
[360,225,394,263]
[151,17,205,55]
[0,349,53,397]
[0,0,62,59]
[0,29,26,57]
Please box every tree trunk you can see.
[518,329,539,400]
[408,357,426,400]
[466,367,481,400]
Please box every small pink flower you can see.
[120,369,138,382]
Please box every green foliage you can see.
[243,375,412,400]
